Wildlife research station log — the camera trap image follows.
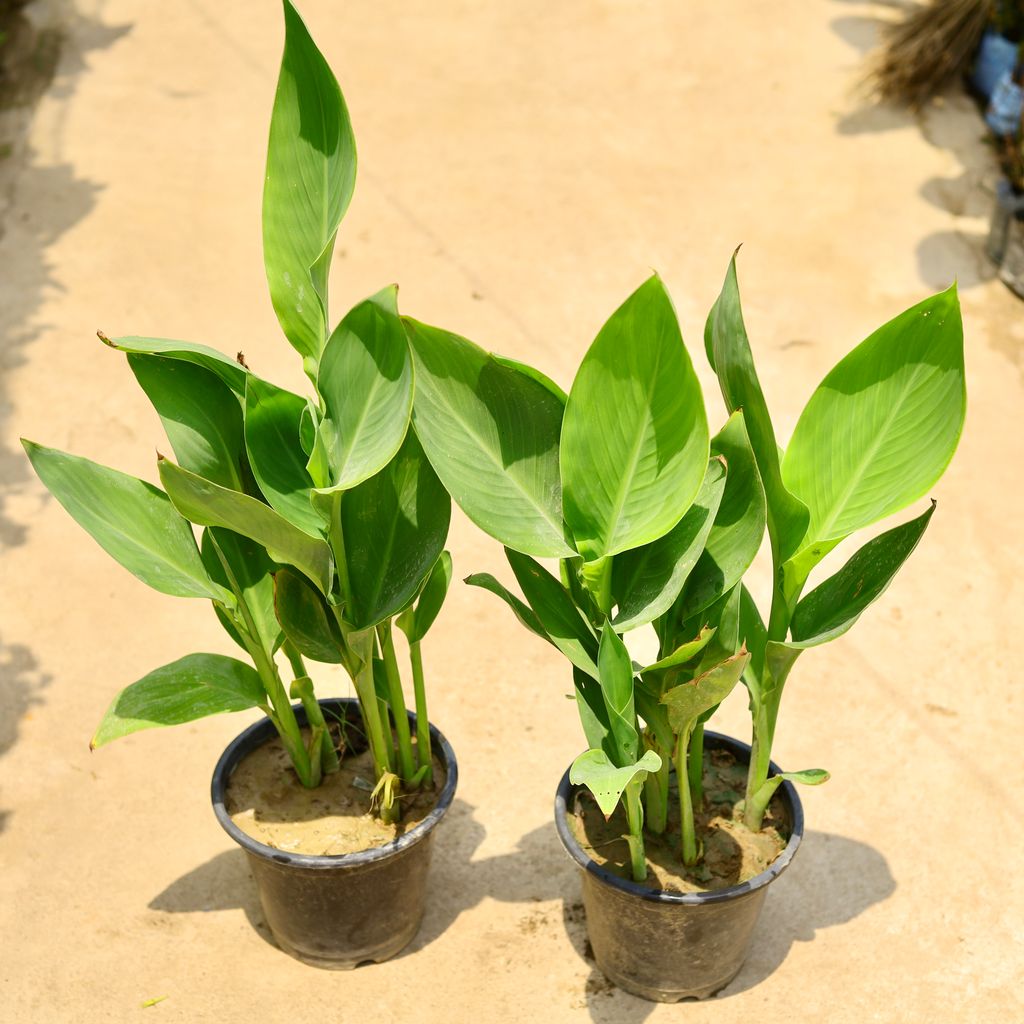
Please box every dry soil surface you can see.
[1,1,1021,1022]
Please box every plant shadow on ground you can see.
[0,3,130,835]
[569,831,896,1022]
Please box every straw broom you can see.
[868,0,994,109]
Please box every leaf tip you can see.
[97,330,113,347]
[236,351,250,369]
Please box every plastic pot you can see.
[554,730,803,1002]
[212,697,457,969]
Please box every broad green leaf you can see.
[705,254,809,561]
[739,584,768,684]
[406,318,573,557]
[562,274,709,560]
[397,551,452,643]
[91,653,266,748]
[782,286,965,544]
[464,572,549,641]
[569,747,662,817]
[274,566,345,663]
[244,376,322,537]
[129,354,245,491]
[312,287,413,491]
[611,458,726,631]
[791,502,935,646]
[676,412,767,621]
[574,667,614,754]
[597,623,639,764]
[23,441,228,602]
[506,549,599,677]
[158,458,333,594]
[641,626,716,673]
[263,0,356,370]
[660,649,750,734]
[201,528,282,654]
[340,431,451,628]
[103,334,248,394]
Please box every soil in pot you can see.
[226,722,446,857]
[571,746,789,893]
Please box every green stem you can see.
[582,556,614,618]
[746,776,783,828]
[377,622,416,784]
[675,729,699,867]
[643,748,669,835]
[623,782,647,883]
[282,639,307,681]
[409,641,433,783]
[208,535,312,786]
[289,675,340,774]
[743,699,774,830]
[688,721,705,805]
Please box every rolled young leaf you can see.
[611,457,726,631]
[561,274,709,561]
[263,0,356,371]
[569,747,662,817]
[22,441,229,602]
[129,354,246,491]
[596,623,640,765]
[406,318,573,558]
[705,254,809,562]
[313,286,413,491]
[159,457,333,594]
[91,653,266,747]
[790,501,936,646]
[243,376,322,537]
[782,286,965,545]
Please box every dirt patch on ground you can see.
[226,727,445,856]
[571,747,789,893]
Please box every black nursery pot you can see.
[555,730,803,1002]
[212,698,457,969]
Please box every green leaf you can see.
[505,549,599,677]
[314,286,413,490]
[705,254,809,561]
[569,747,662,817]
[641,626,716,673]
[103,335,248,394]
[158,457,333,594]
[22,441,228,602]
[243,376,322,537]
[263,0,356,370]
[201,528,282,654]
[274,566,345,663]
[739,584,768,683]
[791,502,935,646]
[660,649,750,734]
[340,430,451,628]
[779,768,830,786]
[611,457,726,631]
[397,551,452,643]
[782,286,965,544]
[465,572,549,642]
[676,412,767,621]
[562,274,709,560]
[91,653,266,747]
[597,623,639,765]
[574,667,613,754]
[129,354,245,491]
[492,354,568,404]
[406,318,573,557]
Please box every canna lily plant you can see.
[22,0,451,821]
[405,256,965,881]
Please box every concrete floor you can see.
[0,1,1021,1020]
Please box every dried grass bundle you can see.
[869,0,994,109]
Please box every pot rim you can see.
[554,729,804,905]
[211,697,458,870]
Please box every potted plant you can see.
[22,0,457,969]
[404,255,965,999]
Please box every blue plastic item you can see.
[987,70,1024,134]
[974,30,1019,99]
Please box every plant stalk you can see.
[675,729,699,867]
[643,751,669,835]
[623,782,647,883]
[377,622,416,784]
[409,640,433,783]
[688,720,705,804]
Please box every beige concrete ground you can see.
[1,0,1022,1020]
